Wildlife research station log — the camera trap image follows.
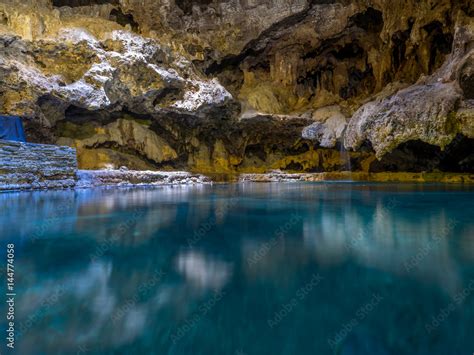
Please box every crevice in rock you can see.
[423,20,453,73]
[63,105,117,125]
[175,0,213,16]
[152,87,184,108]
[201,1,325,75]
[349,7,384,33]
[284,161,305,171]
[109,8,139,31]
[0,10,8,26]
[391,23,413,71]
[339,66,375,100]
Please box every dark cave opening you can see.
[109,8,139,31]
[370,135,474,173]
[391,29,411,71]
[63,105,115,125]
[244,144,267,162]
[339,66,375,100]
[175,0,213,15]
[152,87,184,108]
[298,40,374,100]
[350,7,384,33]
[460,62,474,99]
[423,21,453,73]
[284,161,304,171]
[332,42,365,60]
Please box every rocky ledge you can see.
[240,172,474,184]
[76,169,211,188]
[0,139,77,190]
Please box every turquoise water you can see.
[1,183,474,355]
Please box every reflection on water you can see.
[0,183,473,354]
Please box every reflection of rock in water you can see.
[234,185,465,296]
[176,251,232,291]
[301,197,462,295]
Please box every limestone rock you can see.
[0,139,77,190]
[76,169,211,188]
[344,82,461,157]
[344,17,474,158]
[302,106,347,148]
[73,119,178,164]
[0,0,472,174]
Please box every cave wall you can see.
[0,0,472,173]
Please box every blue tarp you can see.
[0,116,26,142]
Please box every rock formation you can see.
[0,140,77,189]
[0,0,472,174]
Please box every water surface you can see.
[1,183,473,355]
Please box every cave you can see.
[2,2,474,352]
[370,136,474,173]
[350,7,384,33]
